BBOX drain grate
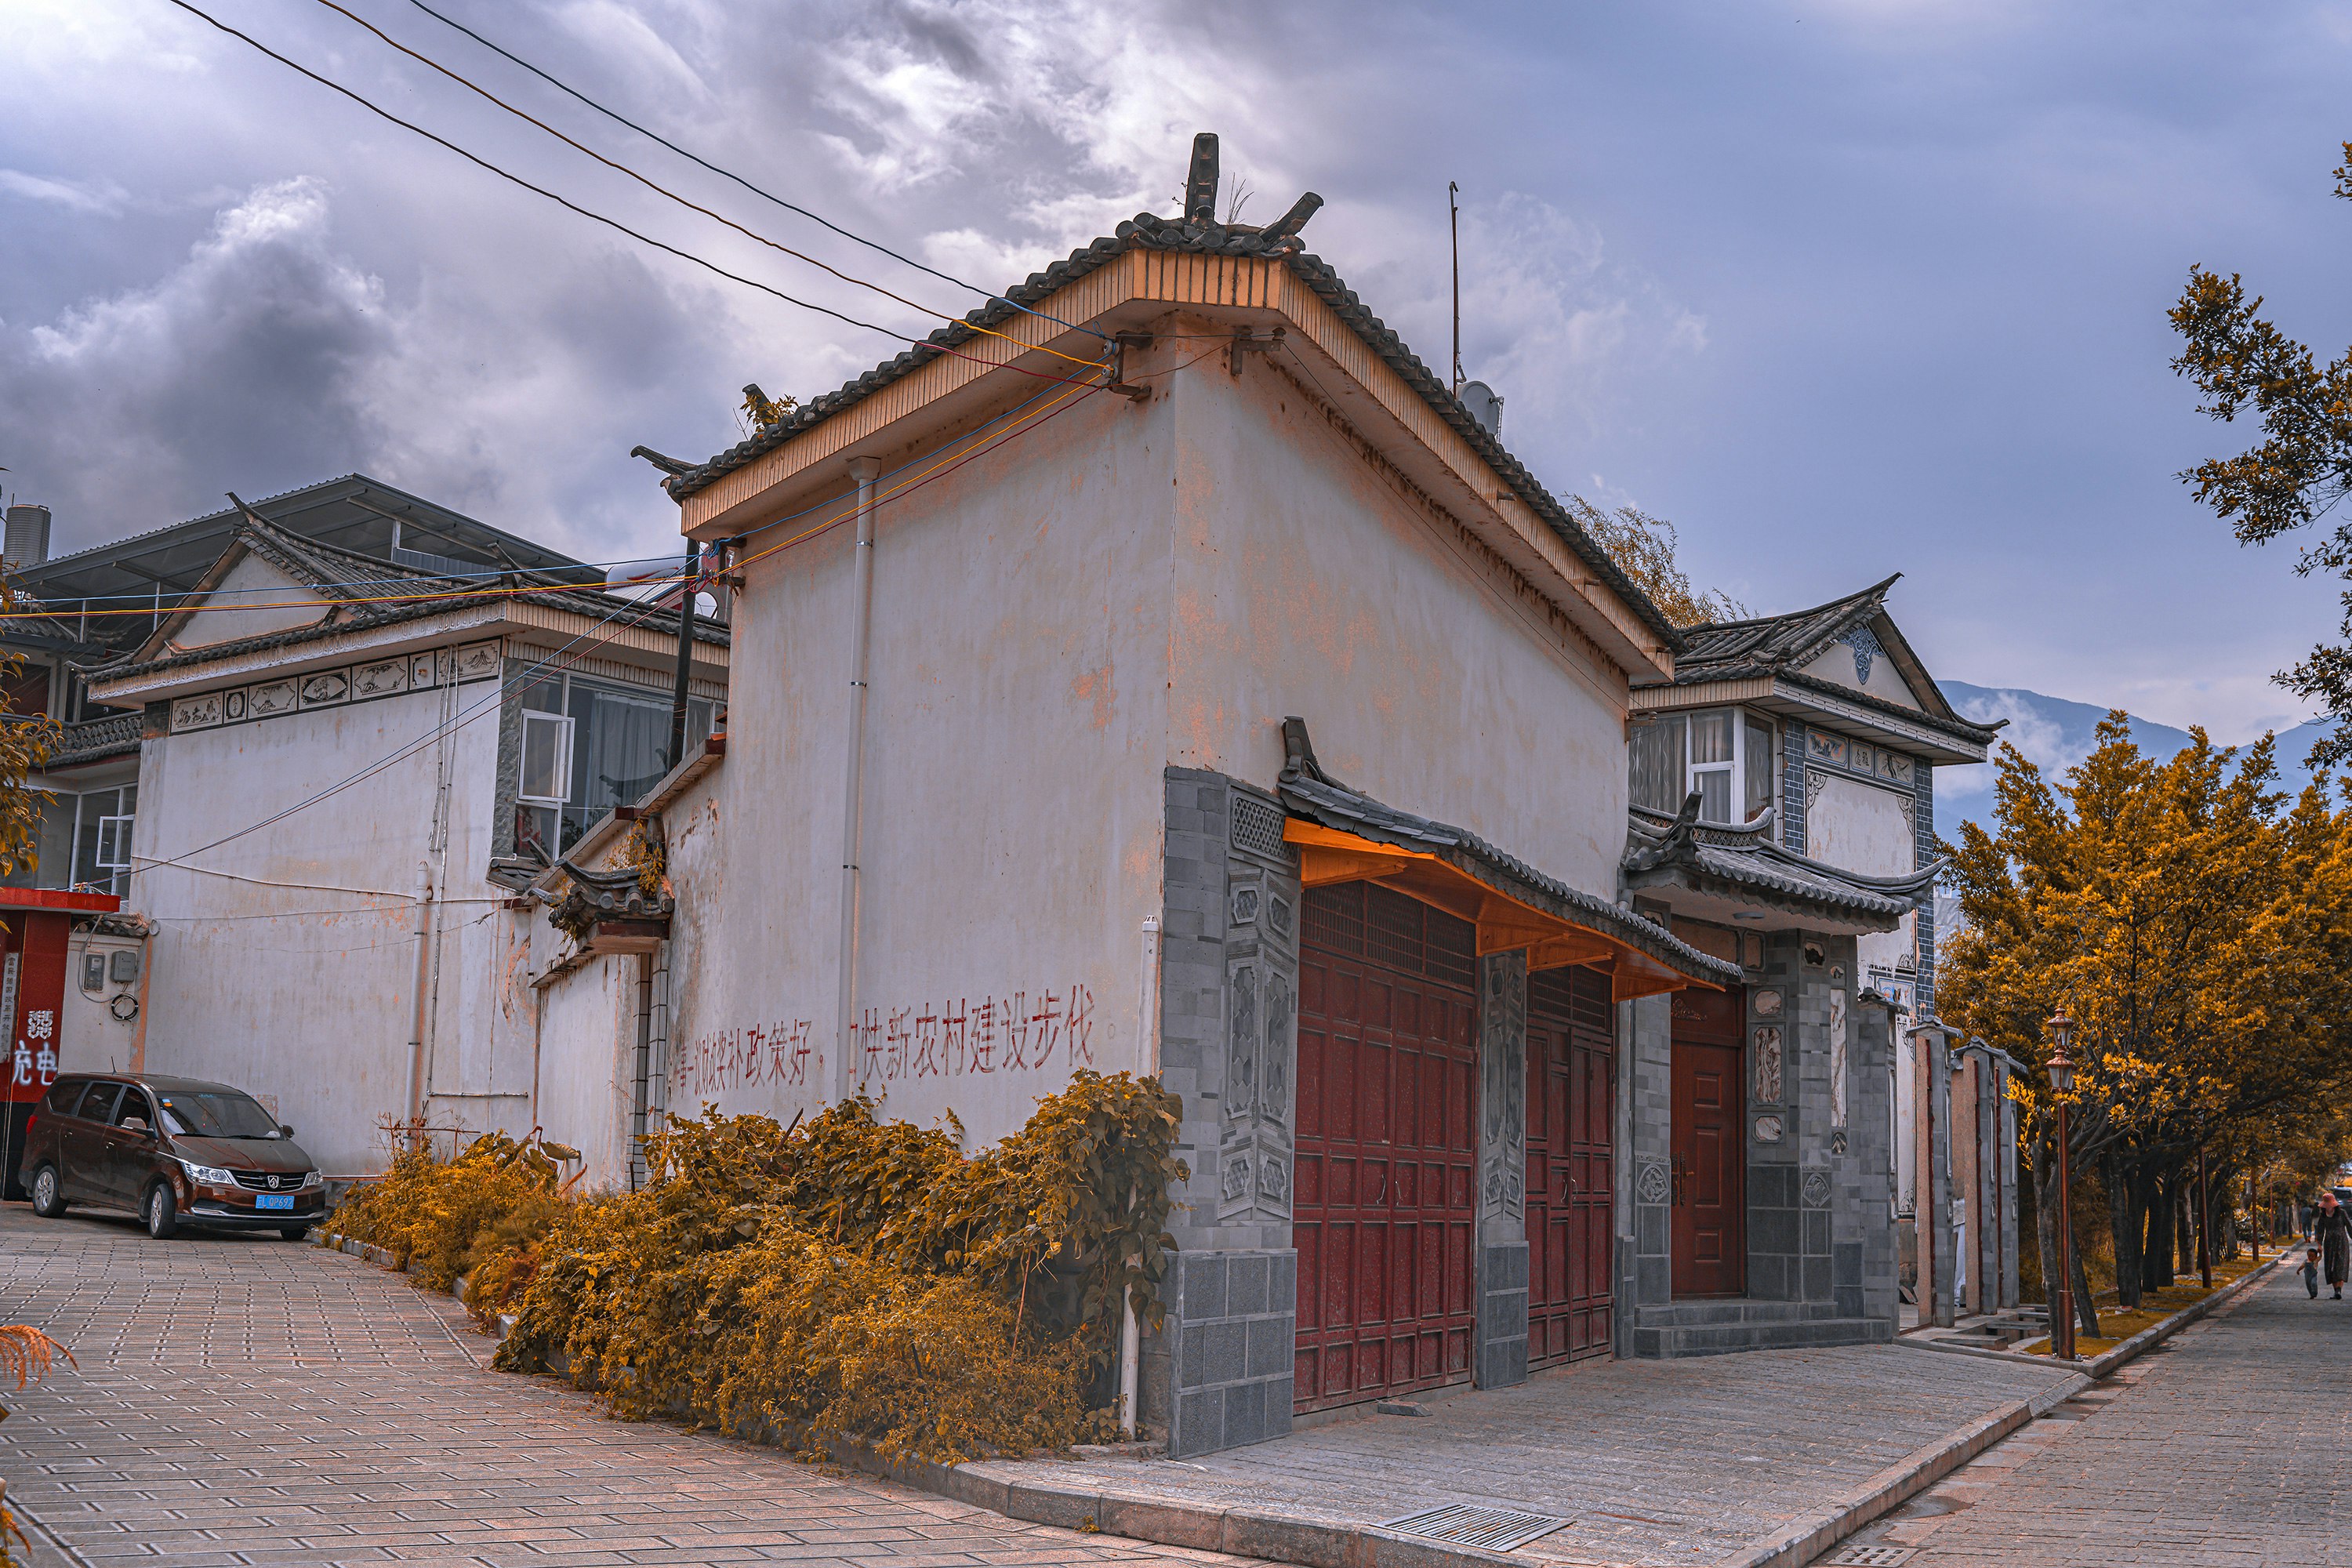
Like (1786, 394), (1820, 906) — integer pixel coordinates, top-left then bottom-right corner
(1823, 1546), (1916, 1566)
(1382, 1505), (1572, 1552)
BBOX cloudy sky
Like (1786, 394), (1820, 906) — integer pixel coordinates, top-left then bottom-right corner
(4, 1), (2349, 744)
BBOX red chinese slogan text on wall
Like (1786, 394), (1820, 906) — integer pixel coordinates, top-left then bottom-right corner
(672, 985), (1095, 1101)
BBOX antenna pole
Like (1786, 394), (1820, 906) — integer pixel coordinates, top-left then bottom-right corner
(1448, 181), (1462, 394)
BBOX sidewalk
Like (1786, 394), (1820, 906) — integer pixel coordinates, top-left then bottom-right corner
(958, 1342), (2085, 1568)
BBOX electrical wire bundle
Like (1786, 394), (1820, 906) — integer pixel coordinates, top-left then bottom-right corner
(111, 0), (1178, 875)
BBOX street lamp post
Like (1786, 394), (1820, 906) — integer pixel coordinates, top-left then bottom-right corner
(2046, 1008), (2078, 1362)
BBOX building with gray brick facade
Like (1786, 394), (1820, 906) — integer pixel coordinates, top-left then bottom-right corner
(1618, 580), (1999, 1354)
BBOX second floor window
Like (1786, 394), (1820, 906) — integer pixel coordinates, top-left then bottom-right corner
(511, 673), (710, 858)
(1632, 708), (1776, 825)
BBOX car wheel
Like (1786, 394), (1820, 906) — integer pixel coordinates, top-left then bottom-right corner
(28, 1165), (65, 1219)
(278, 1226), (310, 1242)
(143, 1181), (180, 1240)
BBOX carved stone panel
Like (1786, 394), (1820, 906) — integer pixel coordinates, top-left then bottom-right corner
(1216, 782), (1301, 1225)
(1478, 950), (1528, 1226)
(1752, 1025), (1784, 1105)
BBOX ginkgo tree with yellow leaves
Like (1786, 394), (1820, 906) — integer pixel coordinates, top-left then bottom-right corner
(1939, 716), (2352, 1330)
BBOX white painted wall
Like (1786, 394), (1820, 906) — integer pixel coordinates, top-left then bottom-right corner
(127, 669), (528, 1174)
(56, 931), (144, 1077)
(169, 552), (328, 650)
(1164, 351), (1631, 891)
(532, 949), (640, 1191)
(1807, 773), (1915, 878)
(608, 332), (1639, 1152)
(1799, 640), (1923, 711)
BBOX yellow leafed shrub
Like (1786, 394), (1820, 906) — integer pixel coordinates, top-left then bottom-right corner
(338, 1072), (1185, 1463)
(331, 1131), (578, 1293)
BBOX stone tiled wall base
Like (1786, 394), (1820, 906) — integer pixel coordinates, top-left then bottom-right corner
(1473, 1239), (1528, 1389)
(1165, 1248), (1297, 1457)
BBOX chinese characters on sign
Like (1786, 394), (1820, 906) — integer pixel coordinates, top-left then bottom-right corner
(671, 986), (1096, 1101)
(11, 1011), (56, 1094)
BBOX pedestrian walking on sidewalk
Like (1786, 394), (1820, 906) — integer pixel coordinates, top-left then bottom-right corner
(2304, 1247), (2322, 1298)
(2313, 1192), (2352, 1299)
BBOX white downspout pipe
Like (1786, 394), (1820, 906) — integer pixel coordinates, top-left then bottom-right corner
(406, 861), (435, 1149)
(1119, 1289), (1140, 1437)
(833, 458), (881, 1103)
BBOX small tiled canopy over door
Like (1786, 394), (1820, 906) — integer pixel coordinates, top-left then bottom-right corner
(1294, 882), (1478, 1413)
(1526, 964), (1615, 1367)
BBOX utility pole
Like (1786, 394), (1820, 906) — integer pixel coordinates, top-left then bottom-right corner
(1448, 180), (1463, 395)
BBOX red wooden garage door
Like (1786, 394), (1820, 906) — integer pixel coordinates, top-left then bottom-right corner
(1526, 964), (1615, 1367)
(1294, 882), (1479, 1414)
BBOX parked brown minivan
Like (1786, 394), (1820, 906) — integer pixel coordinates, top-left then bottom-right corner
(16, 1073), (325, 1240)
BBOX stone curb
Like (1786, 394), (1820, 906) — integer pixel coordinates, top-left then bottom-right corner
(2084, 1250), (2285, 1380)
(1898, 1252), (2286, 1377)
(312, 1229), (403, 1271)
(814, 1436), (1541, 1568)
(1717, 1369), (2095, 1568)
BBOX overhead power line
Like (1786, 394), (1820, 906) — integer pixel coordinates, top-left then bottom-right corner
(398, 0), (1108, 344)
(159, 0), (1107, 395)
(310, 0), (1097, 370)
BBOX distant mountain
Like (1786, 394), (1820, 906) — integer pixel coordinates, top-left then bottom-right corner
(1933, 680), (2335, 840)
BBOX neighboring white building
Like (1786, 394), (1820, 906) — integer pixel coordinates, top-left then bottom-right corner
(1621, 578), (2001, 1343)
(69, 484), (725, 1176)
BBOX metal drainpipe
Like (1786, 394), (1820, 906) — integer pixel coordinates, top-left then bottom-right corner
(406, 862), (434, 1148)
(833, 459), (880, 1103)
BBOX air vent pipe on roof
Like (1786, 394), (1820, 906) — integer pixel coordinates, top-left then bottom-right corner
(1459, 381), (1504, 437)
(4, 505), (52, 571)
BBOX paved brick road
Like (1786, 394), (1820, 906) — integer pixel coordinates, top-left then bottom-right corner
(1828, 1263), (2352, 1566)
(0, 1207), (1263, 1568)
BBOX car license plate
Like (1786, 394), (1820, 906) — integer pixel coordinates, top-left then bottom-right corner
(256, 1193), (295, 1210)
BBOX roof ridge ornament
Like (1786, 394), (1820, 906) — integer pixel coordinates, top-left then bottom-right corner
(1184, 132), (1220, 224)
(1279, 715), (1338, 789)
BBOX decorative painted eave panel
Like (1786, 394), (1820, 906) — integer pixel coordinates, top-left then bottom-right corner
(85, 600), (730, 707)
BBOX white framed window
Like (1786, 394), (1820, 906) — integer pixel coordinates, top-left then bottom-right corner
(517, 710), (575, 805)
(1630, 708), (1776, 826)
(94, 815), (132, 872)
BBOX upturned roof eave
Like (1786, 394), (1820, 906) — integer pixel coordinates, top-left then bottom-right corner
(1621, 861), (1908, 936)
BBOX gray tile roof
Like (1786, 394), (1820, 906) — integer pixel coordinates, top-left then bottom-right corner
(45, 712), (142, 768)
(1276, 718), (1740, 986)
(1622, 800), (1940, 928)
(1657, 575), (1998, 748)
(666, 209), (1687, 653)
(1674, 577), (1900, 677)
(16, 474), (593, 655)
(89, 510), (724, 685)
(550, 859), (672, 924)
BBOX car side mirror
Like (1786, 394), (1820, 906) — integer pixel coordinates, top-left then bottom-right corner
(121, 1117), (151, 1135)
(280, 1123), (295, 1138)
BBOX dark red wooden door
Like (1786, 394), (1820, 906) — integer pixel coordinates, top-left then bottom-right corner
(1294, 883), (1479, 1414)
(1669, 985), (1745, 1297)
(1526, 965), (1615, 1367)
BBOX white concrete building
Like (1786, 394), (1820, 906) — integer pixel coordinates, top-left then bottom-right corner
(528, 134), (1737, 1456)
(68, 485), (725, 1176)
